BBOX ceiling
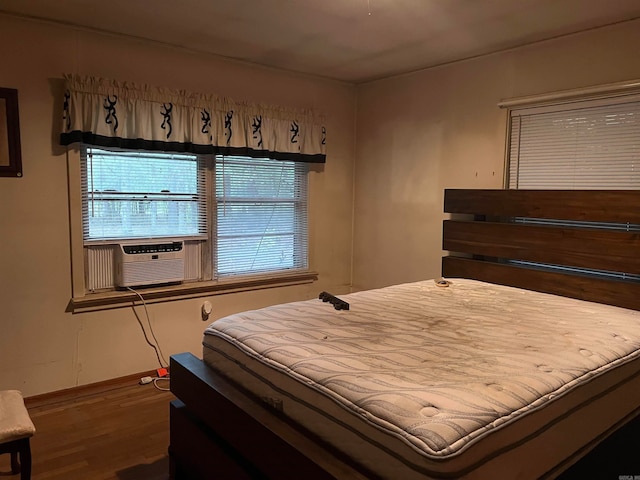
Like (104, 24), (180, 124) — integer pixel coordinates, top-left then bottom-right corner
(2, 0), (640, 83)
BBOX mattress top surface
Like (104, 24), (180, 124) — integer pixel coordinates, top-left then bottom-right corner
(204, 279), (640, 458)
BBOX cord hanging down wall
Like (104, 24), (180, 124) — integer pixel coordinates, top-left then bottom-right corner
(127, 286), (171, 391)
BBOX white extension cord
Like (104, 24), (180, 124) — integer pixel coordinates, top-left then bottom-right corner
(140, 375), (170, 391)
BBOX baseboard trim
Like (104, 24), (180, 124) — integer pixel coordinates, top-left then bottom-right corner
(24, 369), (159, 407)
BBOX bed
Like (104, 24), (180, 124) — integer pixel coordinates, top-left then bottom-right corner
(169, 189), (640, 479)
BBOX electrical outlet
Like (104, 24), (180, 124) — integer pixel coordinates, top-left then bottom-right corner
(202, 301), (213, 321)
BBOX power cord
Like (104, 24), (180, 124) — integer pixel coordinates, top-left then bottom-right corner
(153, 377), (170, 391)
(128, 287), (171, 391)
(127, 286), (169, 368)
(140, 375), (171, 391)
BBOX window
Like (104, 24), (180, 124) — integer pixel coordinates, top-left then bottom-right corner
(215, 156), (308, 277)
(83, 148), (206, 241)
(507, 97), (640, 189)
(80, 147), (309, 292)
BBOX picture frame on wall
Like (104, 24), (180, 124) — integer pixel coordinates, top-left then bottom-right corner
(0, 87), (23, 177)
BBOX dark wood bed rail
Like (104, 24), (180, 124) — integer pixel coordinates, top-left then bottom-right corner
(442, 189), (640, 311)
(169, 352), (373, 480)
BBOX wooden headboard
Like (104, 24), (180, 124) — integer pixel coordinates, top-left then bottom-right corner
(442, 189), (640, 311)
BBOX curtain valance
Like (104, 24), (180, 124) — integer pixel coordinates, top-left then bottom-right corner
(60, 75), (326, 163)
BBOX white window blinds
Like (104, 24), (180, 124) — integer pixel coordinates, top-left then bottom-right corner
(80, 147), (310, 291)
(82, 147), (207, 241)
(215, 156), (308, 277)
(508, 99), (640, 189)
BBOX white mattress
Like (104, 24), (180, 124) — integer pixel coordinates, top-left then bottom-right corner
(202, 279), (640, 478)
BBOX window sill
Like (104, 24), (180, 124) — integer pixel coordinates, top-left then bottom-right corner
(68, 271), (318, 313)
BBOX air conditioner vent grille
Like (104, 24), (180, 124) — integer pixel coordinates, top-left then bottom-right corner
(116, 241), (185, 288)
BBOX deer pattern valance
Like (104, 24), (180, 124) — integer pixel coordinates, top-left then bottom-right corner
(60, 75), (326, 163)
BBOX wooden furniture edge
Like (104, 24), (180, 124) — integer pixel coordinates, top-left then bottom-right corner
(169, 352), (373, 480)
(443, 219), (640, 274)
(442, 257), (640, 311)
(444, 189), (640, 222)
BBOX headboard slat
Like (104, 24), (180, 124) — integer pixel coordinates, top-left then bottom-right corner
(442, 257), (640, 311)
(443, 220), (640, 274)
(444, 189), (640, 223)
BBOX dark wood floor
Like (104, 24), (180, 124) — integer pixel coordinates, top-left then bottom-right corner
(0, 380), (174, 480)
(1, 376), (638, 480)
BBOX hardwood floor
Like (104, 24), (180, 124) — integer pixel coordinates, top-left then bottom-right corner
(0, 380), (174, 480)
(2, 375), (638, 480)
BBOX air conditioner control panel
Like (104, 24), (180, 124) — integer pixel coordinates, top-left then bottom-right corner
(122, 242), (183, 255)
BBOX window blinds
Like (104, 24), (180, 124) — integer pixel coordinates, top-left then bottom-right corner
(82, 148), (207, 241)
(508, 100), (640, 189)
(215, 156), (308, 277)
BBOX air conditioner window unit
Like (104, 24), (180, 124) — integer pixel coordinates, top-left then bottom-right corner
(115, 241), (185, 288)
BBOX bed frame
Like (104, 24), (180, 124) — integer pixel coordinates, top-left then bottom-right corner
(169, 189), (640, 479)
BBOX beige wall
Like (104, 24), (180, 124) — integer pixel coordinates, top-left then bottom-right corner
(353, 19), (640, 291)
(0, 15), (356, 396)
